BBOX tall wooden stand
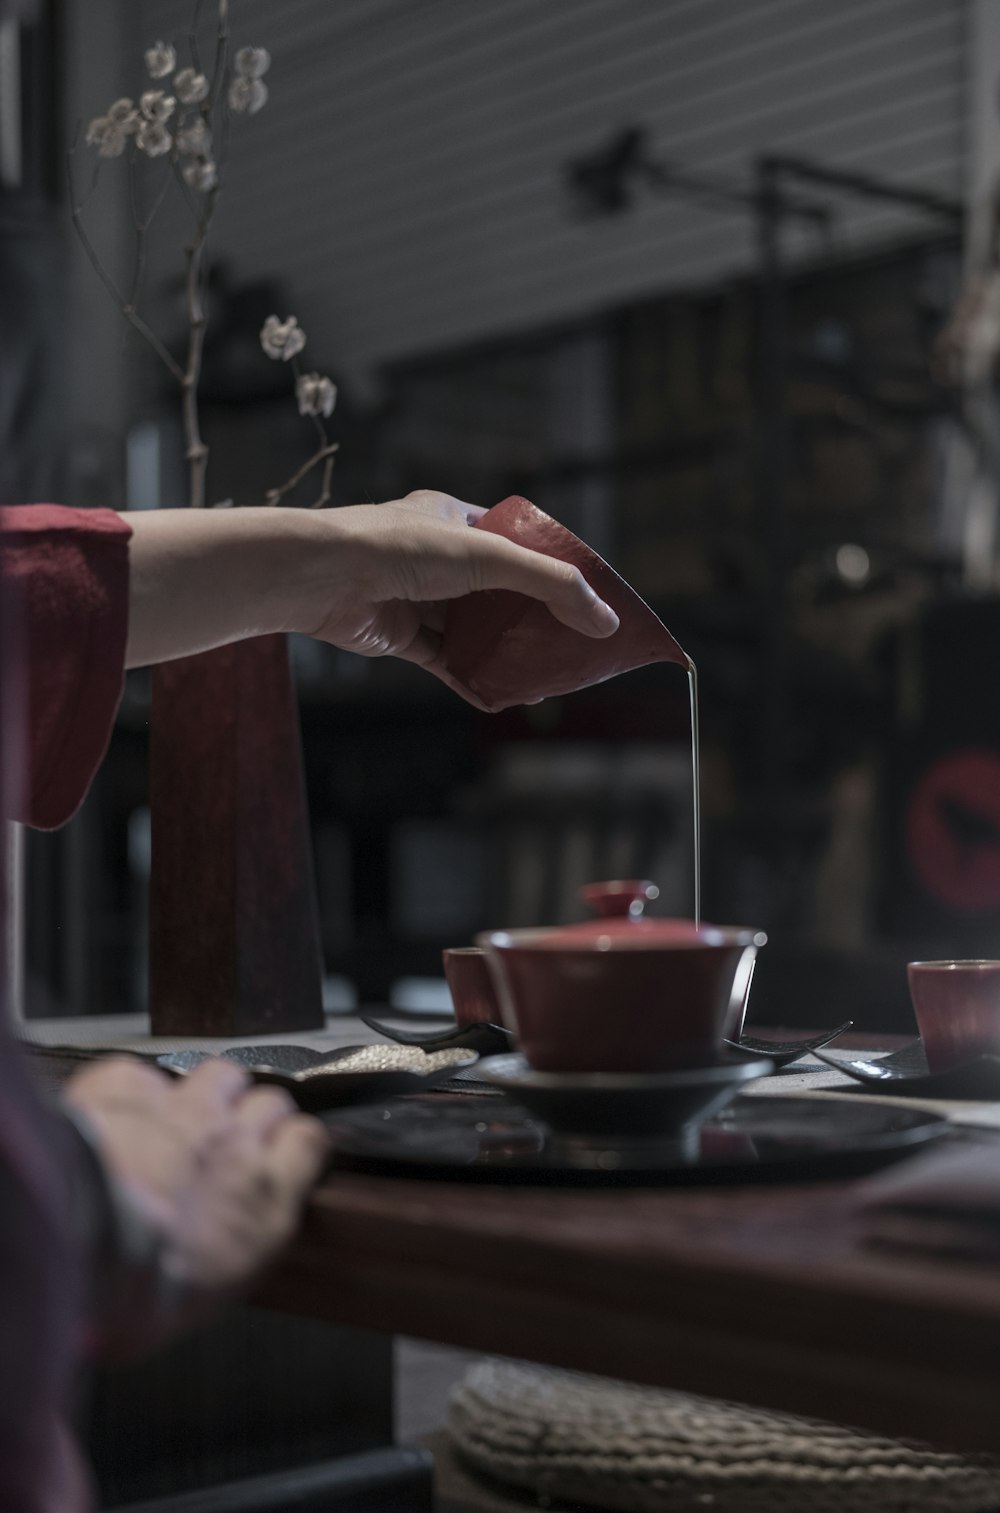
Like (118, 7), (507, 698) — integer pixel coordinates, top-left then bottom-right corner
(149, 634), (324, 1037)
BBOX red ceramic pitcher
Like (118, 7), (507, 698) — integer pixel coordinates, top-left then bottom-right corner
(442, 495), (689, 710)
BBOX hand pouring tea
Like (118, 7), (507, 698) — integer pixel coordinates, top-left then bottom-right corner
(442, 495), (704, 924)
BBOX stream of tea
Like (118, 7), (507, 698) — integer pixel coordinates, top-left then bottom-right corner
(687, 660), (701, 928)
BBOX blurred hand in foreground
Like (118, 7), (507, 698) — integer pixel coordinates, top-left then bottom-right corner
(64, 1056), (328, 1306)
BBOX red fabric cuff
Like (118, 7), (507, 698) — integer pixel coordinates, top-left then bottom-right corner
(0, 505), (132, 829)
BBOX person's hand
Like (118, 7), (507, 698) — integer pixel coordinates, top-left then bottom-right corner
(125, 492), (619, 701)
(294, 490), (621, 707)
(64, 1056), (328, 1295)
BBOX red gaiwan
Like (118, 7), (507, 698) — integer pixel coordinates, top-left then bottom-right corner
(442, 495), (689, 710)
(478, 882), (765, 1074)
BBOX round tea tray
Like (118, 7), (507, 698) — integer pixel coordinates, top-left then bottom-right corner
(323, 1093), (948, 1186)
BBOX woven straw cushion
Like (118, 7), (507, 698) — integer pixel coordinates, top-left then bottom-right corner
(447, 1361), (1000, 1513)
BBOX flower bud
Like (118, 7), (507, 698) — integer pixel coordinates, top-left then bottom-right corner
(85, 116), (129, 158)
(234, 46), (271, 80)
(137, 120), (172, 158)
(260, 315), (307, 362)
(228, 77), (268, 115)
(174, 68), (210, 105)
(140, 90), (176, 123)
(176, 118), (212, 155)
(296, 373), (337, 419)
(182, 156), (218, 192)
(144, 40), (176, 79)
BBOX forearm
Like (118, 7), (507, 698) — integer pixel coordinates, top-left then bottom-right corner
(124, 507), (341, 668)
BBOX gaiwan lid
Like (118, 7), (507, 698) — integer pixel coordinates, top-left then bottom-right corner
(531, 881), (707, 946)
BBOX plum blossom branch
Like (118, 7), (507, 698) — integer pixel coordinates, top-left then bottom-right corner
(71, 0), (331, 514)
(264, 443), (340, 507)
(259, 318), (338, 506)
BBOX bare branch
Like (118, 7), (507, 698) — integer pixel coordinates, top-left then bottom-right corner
(173, 0), (232, 507)
(180, 185), (219, 506)
(208, 0), (230, 111)
(312, 454), (335, 509)
(171, 154), (206, 229)
(67, 152), (186, 386)
(189, 0), (206, 73)
(265, 443), (340, 507)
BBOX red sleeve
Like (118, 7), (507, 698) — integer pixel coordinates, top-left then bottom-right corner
(0, 505), (132, 830)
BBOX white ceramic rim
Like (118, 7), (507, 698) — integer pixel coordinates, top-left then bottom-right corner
(908, 959), (1000, 970)
(477, 926), (766, 953)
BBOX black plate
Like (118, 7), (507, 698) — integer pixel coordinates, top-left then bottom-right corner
(156, 1043), (478, 1113)
(323, 1093), (948, 1186)
(475, 1051), (772, 1136)
(813, 1040), (1000, 1100)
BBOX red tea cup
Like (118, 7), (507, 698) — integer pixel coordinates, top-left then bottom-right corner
(908, 959), (1000, 1073)
(442, 947), (502, 1028)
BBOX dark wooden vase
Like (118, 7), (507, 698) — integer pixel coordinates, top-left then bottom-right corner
(149, 634), (324, 1037)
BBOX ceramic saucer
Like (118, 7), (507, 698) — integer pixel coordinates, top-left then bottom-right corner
(729, 1021), (853, 1067)
(474, 1050), (772, 1137)
(813, 1040), (1000, 1100)
(157, 1043), (478, 1113)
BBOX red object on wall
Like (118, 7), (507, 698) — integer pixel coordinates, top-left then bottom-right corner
(149, 634), (324, 1037)
(905, 748), (1000, 914)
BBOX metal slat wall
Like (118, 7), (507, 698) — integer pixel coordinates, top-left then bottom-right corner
(138, 0), (967, 380)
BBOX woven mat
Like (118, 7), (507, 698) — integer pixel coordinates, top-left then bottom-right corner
(448, 1361), (1000, 1513)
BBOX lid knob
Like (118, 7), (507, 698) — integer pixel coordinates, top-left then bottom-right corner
(578, 880), (660, 920)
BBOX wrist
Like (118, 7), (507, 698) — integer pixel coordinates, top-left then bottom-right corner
(264, 505), (366, 638)
(126, 506), (357, 666)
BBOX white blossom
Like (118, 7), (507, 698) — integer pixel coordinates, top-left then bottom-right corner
(144, 40), (176, 79)
(140, 90), (176, 123)
(85, 116), (129, 158)
(175, 118), (212, 155)
(174, 67), (210, 105)
(228, 77), (268, 115)
(137, 120), (172, 158)
(107, 97), (139, 132)
(260, 315), (306, 362)
(234, 46), (270, 80)
(296, 373), (337, 419)
(182, 156), (218, 193)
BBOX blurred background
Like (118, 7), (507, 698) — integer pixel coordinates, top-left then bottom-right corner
(5, 0), (1000, 1031)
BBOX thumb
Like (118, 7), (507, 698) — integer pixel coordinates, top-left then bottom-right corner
(471, 536), (620, 638)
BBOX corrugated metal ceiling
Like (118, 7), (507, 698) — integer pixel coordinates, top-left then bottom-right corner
(136, 0), (966, 378)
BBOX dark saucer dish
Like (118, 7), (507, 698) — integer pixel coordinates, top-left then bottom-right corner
(360, 1015), (511, 1056)
(473, 1049), (773, 1137)
(726, 1021), (853, 1068)
(157, 1043), (478, 1113)
(322, 1093), (948, 1186)
(363, 1015), (851, 1070)
(813, 1039), (1000, 1101)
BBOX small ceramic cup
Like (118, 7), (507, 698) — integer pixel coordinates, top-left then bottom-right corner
(907, 959), (1000, 1073)
(442, 947), (503, 1028)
